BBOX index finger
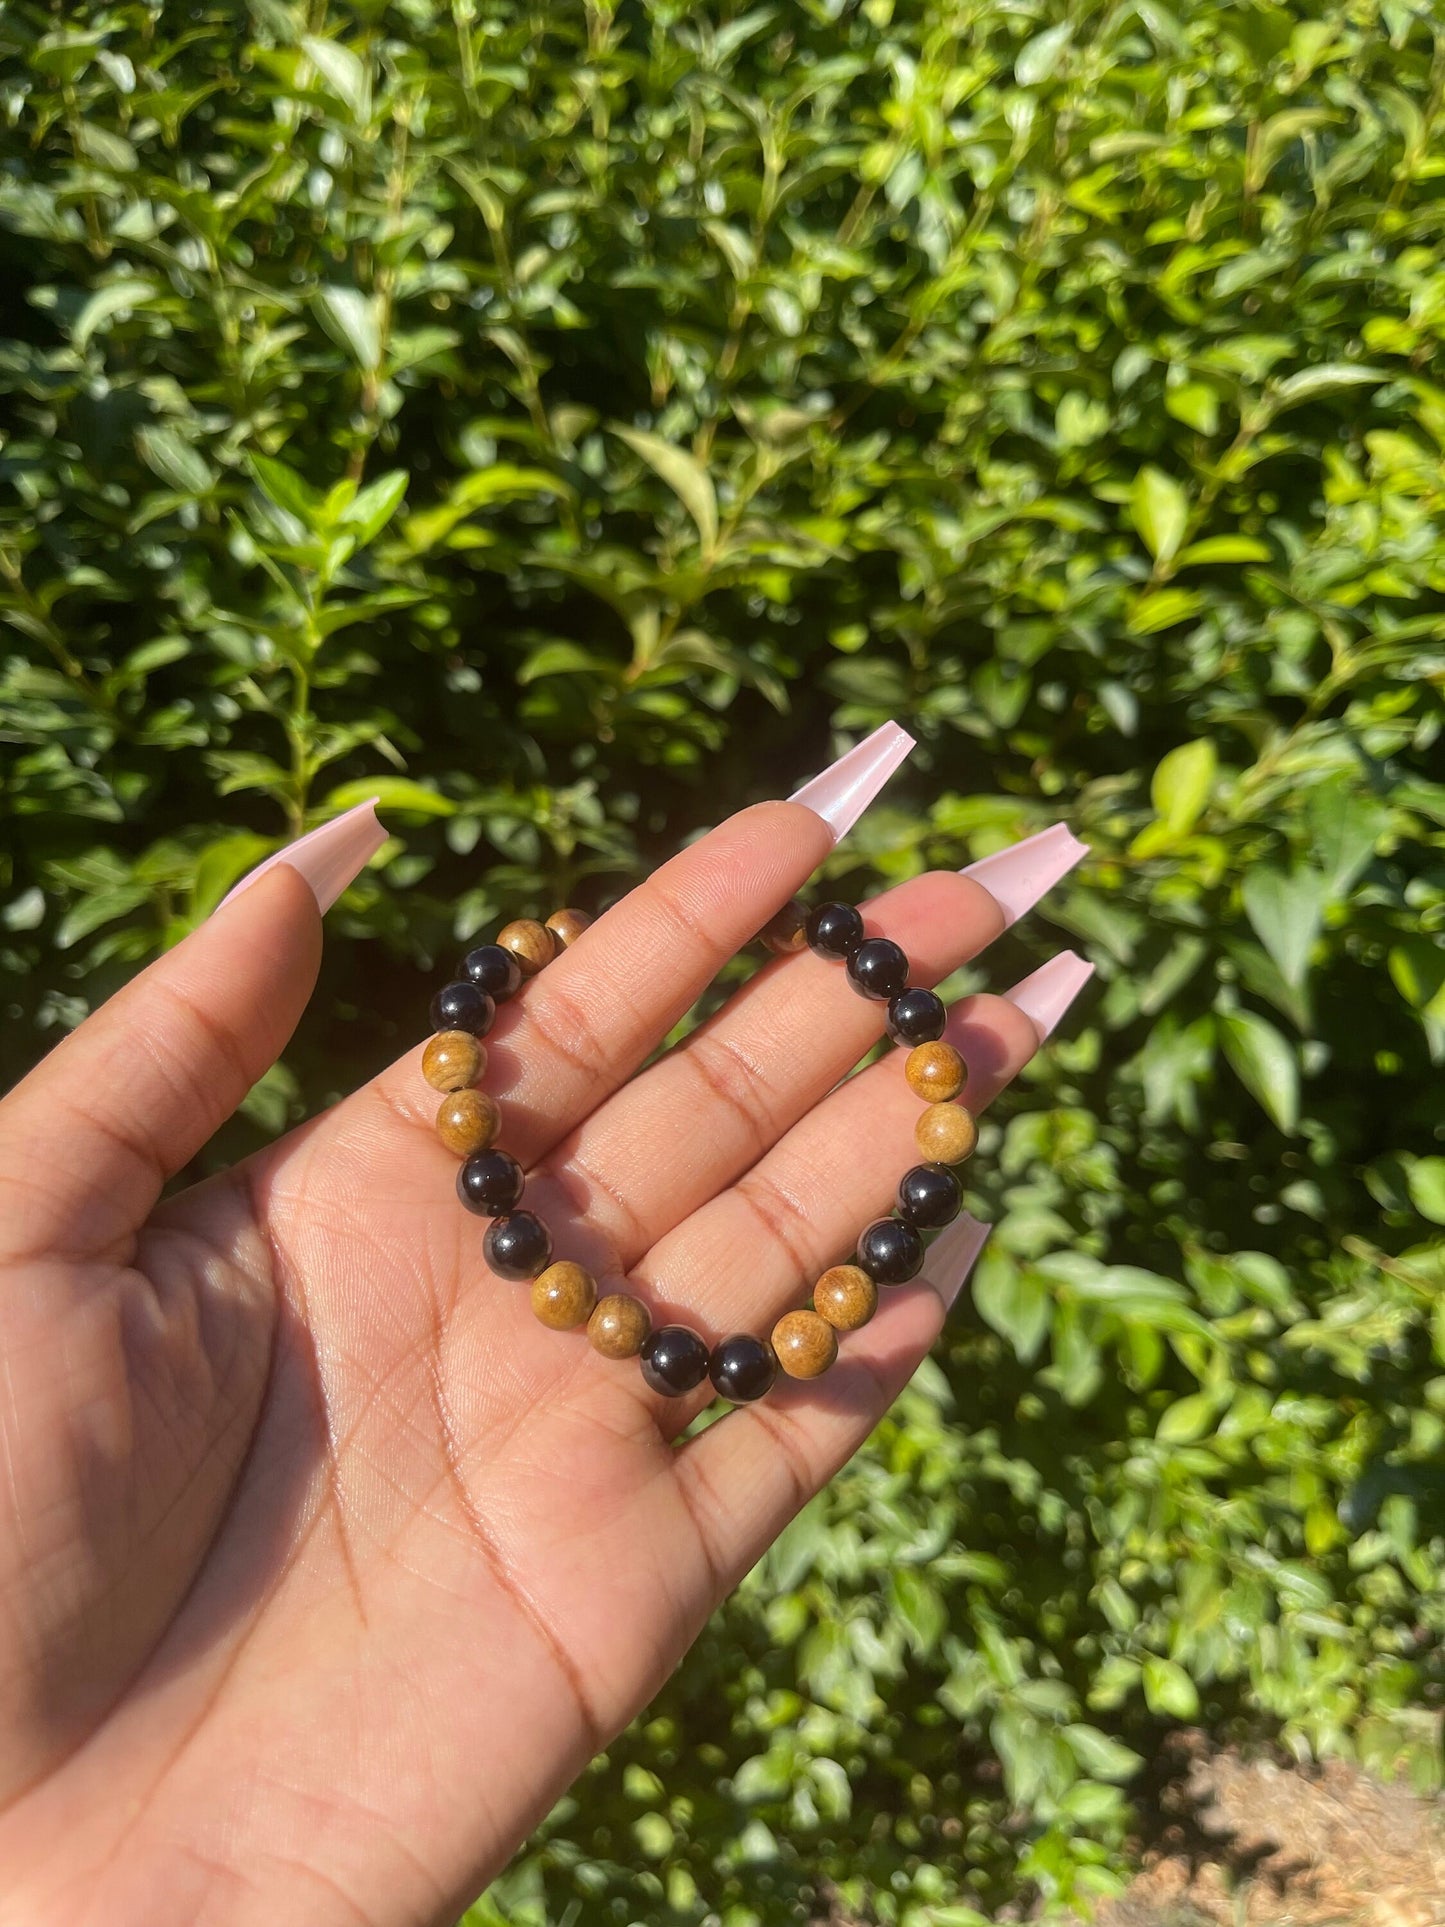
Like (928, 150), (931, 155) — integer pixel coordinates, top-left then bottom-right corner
(362, 726), (914, 1165)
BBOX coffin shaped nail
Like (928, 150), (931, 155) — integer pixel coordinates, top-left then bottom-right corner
(218, 798), (387, 917)
(788, 720), (915, 843)
(960, 823), (1087, 927)
(924, 1212), (991, 1313)
(1005, 950), (1094, 1042)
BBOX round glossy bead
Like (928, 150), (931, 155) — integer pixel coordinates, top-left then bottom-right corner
(531, 1261), (597, 1330)
(915, 1102), (978, 1165)
(483, 1210), (553, 1280)
(639, 1324), (710, 1396)
(896, 1162), (962, 1229)
(709, 1333), (778, 1403)
(456, 1148), (525, 1217)
(771, 1308), (838, 1379)
(905, 1040), (967, 1104)
(435, 1089), (501, 1157)
(588, 1293), (651, 1360)
(460, 943), (523, 1002)
(805, 900), (865, 960)
(429, 979), (495, 1037)
(847, 936), (909, 1001)
(422, 1029), (485, 1093)
(545, 907), (592, 949)
(497, 918), (557, 977)
(857, 1216), (925, 1285)
(813, 1264), (877, 1333)
(759, 898), (808, 955)
(886, 986), (947, 1047)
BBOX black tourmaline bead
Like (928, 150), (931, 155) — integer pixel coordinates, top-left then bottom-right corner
(805, 900), (865, 960)
(896, 1162), (962, 1229)
(887, 986), (948, 1047)
(846, 937), (909, 1002)
(483, 1210), (553, 1280)
(429, 979), (495, 1037)
(708, 1333), (778, 1404)
(639, 1325), (710, 1396)
(460, 943), (524, 1003)
(857, 1216), (925, 1284)
(457, 1148), (525, 1217)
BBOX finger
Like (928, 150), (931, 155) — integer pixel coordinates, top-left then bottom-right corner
(0, 799), (385, 1261)
(541, 870), (998, 1257)
(360, 725), (917, 1165)
(673, 1211), (992, 1592)
(635, 951), (1093, 1433)
(538, 823), (1085, 1267)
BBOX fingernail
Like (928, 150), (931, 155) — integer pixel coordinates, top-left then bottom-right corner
(787, 720), (915, 843)
(1005, 950), (1094, 1042)
(217, 799), (387, 916)
(925, 1213), (991, 1313)
(960, 823), (1087, 927)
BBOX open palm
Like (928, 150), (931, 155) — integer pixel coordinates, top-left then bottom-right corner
(0, 794), (1065, 1927)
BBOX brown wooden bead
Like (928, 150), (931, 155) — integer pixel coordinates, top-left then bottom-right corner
(497, 918), (558, 976)
(914, 1101), (978, 1165)
(760, 898), (809, 955)
(813, 1264), (878, 1333)
(422, 1029), (486, 1093)
(587, 1292), (651, 1360)
(771, 1308), (839, 1379)
(905, 1040), (966, 1104)
(545, 907), (591, 949)
(531, 1261), (597, 1331)
(435, 1088), (501, 1157)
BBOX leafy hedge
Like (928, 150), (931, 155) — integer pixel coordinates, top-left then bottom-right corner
(4, 0), (1445, 1918)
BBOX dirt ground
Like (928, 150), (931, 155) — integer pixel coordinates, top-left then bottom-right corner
(1100, 1739), (1445, 1927)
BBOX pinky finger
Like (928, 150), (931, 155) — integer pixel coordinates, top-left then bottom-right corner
(672, 1214), (990, 1592)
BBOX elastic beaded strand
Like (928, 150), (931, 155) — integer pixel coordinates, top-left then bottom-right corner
(425, 891), (979, 1403)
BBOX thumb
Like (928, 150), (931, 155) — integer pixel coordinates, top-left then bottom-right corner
(0, 802), (385, 1263)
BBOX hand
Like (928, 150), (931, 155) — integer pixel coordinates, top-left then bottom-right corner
(0, 746), (1088, 1927)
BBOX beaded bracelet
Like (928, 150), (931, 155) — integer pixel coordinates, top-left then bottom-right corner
(420, 899), (976, 1405)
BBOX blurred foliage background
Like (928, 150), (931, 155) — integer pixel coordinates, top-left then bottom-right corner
(3, 0), (1445, 1919)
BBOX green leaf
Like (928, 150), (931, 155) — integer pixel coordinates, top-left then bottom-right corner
(1149, 738), (1216, 836)
(1129, 466), (1190, 564)
(1015, 21), (1072, 85)
(136, 424), (215, 496)
(71, 276), (155, 352)
(343, 470), (408, 544)
(1219, 1009), (1299, 1132)
(316, 285), (383, 372)
(1156, 1392), (1219, 1444)
(1241, 865), (1327, 991)
(1164, 381), (1219, 435)
(1408, 1159), (1445, 1226)
(1271, 364), (1387, 410)
(1173, 535), (1272, 566)
(611, 426), (718, 551)
(1054, 390), (1110, 445)
(248, 454), (322, 523)
(1063, 1725), (1144, 1783)
(1127, 586), (1205, 634)
(302, 35), (371, 120)
(324, 779), (452, 818)
(971, 1251), (1052, 1362)
(1142, 1656), (1199, 1720)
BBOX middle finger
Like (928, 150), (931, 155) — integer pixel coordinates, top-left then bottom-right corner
(538, 826), (1084, 1262)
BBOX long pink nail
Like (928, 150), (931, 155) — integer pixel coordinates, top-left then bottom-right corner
(788, 720), (915, 842)
(925, 1213), (991, 1313)
(960, 823), (1087, 927)
(1005, 950), (1094, 1041)
(217, 799), (387, 916)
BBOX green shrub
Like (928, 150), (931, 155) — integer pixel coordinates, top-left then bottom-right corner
(3, 0), (1444, 1918)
